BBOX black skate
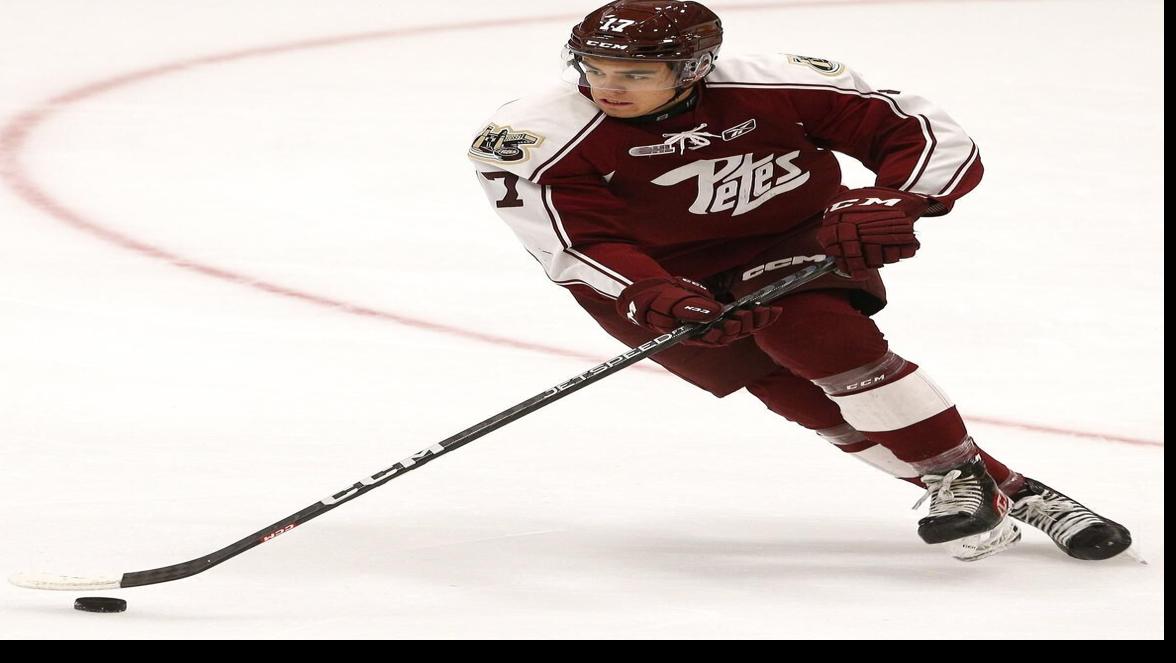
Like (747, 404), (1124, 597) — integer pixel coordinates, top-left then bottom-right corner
(1009, 478), (1132, 560)
(914, 455), (1013, 545)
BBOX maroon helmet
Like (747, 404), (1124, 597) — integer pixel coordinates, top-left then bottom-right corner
(561, 1), (723, 91)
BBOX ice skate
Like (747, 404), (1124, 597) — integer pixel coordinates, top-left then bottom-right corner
(1010, 478), (1133, 561)
(914, 455), (1012, 545)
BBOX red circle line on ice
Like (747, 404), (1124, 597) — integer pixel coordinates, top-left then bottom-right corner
(0, 1), (1162, 449)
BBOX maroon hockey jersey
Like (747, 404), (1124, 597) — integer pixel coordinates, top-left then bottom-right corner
(470, 53), (982, 301)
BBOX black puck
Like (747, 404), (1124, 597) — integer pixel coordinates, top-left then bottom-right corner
(74, 597), (127, 613)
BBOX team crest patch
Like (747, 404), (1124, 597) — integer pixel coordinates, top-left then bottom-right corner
(469, 124), (545, 163)
(787, 55), (845, 76)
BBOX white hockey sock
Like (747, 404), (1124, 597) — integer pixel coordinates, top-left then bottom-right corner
(815, 423), (920, 479)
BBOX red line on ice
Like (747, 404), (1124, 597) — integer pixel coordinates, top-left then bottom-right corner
(0, 1), (1161, 449)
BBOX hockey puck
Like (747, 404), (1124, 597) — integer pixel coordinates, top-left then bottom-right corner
(74, 597), (127, 613)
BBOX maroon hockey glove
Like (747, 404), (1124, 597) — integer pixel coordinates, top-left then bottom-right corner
(817, 187), (931, 277)
(617, 277), (782, 347)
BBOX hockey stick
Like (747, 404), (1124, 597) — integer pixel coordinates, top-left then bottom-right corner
(11, 259), (836, 591)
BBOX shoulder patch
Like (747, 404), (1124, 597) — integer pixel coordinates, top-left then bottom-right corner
(469, 123), (546, 164)
(787, 55), (845, 76)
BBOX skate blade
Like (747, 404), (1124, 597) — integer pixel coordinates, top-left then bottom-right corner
(1124, 546), (1148, 565)
(947, 518), (1021, 562)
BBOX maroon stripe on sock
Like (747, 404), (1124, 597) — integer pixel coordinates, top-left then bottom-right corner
(865, 406), (969, 463)
(838, 440), (878, 454)
(978, 449), (1018, 489)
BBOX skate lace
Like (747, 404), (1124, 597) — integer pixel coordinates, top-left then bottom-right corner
(1012, 493), (1103, 546)
(913, 469), (984, 516)
(662, 124), (723, 153)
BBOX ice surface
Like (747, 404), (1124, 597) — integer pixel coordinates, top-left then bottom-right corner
(0, 0), (1162, 639)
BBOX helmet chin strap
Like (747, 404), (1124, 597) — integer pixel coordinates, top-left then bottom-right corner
(668, 60), (693, 102)
(667, 84), (696, 108)
(624, 85), (700, 124)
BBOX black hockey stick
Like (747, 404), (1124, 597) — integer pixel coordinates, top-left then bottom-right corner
(10, 259), (836, 591)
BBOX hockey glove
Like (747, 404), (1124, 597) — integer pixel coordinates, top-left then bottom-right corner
(617, 277), (782, 347)
(816, 186), (930, 278)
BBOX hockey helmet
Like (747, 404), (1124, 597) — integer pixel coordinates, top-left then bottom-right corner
(561, 1), (723, 91)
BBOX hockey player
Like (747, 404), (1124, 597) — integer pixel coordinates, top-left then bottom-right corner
(469, 0), (1131, 561)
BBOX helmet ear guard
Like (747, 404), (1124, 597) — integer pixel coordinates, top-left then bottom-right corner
(679, 52), (716, 85)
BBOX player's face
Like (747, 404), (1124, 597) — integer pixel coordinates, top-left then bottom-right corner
(581, 57), (682, 118)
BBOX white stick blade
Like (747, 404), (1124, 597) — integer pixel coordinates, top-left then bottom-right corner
(9, 572), (121, 591)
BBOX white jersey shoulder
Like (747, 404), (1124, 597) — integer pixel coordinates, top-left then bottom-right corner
(468, 85), (604, 182)
(708, 52), (868, 89)
(709, 53), (979, 199)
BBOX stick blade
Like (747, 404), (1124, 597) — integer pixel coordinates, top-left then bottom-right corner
(9, 572), (121, 591)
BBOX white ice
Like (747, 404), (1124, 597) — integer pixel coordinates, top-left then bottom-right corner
(0, 0), (1163, 639)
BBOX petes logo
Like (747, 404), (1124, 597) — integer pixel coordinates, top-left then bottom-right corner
(469, 124), (545, 163)
(651, 151), (810, 216)
(629, 119), (757, 157)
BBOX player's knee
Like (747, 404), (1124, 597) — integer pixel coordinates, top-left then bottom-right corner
(744, 368), (844, 429)
(754, 291), (888, 375)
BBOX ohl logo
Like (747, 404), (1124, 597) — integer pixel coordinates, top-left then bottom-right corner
(651, 151), (810, 216)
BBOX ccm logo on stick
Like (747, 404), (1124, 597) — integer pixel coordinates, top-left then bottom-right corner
(742, 255), (826, 280)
